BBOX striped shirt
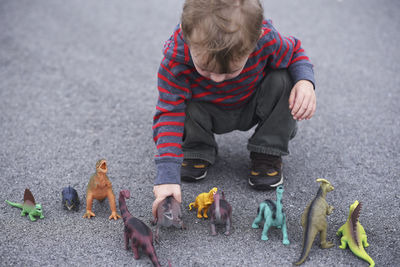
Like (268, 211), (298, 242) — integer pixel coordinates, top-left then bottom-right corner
(153, 20), (314, 185)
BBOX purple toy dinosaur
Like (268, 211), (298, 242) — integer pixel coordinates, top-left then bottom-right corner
(209, 191), (233, 236)
(151, 196), (185, 243)
(118, 190), (160, 267)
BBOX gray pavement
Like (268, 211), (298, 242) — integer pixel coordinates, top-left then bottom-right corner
(0, 0), (399, 266)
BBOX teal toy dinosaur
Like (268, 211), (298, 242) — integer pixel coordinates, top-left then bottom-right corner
(252, 185), (290, 245)
(5, 188), (44, 221)
(337, 201), (375, 267)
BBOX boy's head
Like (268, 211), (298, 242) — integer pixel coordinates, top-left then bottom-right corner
(181, 0), (264, 82)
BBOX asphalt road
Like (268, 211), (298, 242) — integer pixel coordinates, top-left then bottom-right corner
(0, 0), (399, 266)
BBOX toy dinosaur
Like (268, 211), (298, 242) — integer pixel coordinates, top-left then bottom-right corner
(209, 190), (233, 236)
(337, 201), (375, 267)
(189, 187), (218, 219)
(62, 186), (80, 211)
(293, 178), (335, 265)
(83, 159), (121, 220)
(252, 185), (289, 245)
(151, 196), (185, 243)
(119, 190), (160, 267)
(5, 188), (44, 221)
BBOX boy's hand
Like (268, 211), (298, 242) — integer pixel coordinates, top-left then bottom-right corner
(152, 184), (182, 218)
(289, 80), (316, 120)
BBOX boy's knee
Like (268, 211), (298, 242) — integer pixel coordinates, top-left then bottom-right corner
(261, 69), (293, 97)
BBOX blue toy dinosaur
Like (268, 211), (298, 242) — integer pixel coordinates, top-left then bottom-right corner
(252, 185), (290, 245)
(62, 186), (80, 211)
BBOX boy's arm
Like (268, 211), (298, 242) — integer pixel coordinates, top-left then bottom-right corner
(263, 21), (316, 120)
(152, 57), (190, 210)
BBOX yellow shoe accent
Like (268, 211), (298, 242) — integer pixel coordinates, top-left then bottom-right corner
(182, 162), (187, 167)
(267, 171), (278, 176)
(194, 164), (206, 168)
(251, 171), (260, 176)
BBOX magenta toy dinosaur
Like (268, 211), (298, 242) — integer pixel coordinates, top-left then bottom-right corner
(209, 190), (233, 236)
(118, 190), (160, 267)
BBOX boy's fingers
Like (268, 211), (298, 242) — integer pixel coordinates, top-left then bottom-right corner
(302, 100), (314, 120)
(295, 97), (311, 120)
(291, 93), (305, 119)
(173, 192), (182, 203)
(289, 87), (296, 109)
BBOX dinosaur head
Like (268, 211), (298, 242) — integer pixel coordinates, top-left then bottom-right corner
(35, 204), (42, 213)
(96, 159), (108, 174)
(120, 190), (130, 199)
(64, 200), (75, 210)
(276, 185), (284, 196)
(316, 178), (334, 192)
(209, 187), (218, 200)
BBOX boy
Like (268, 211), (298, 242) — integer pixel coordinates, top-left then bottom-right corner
(152, 0), (316, 215)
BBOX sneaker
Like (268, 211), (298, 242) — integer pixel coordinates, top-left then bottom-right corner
(248, 152), (283, 190)
(181, 159), (210, 182)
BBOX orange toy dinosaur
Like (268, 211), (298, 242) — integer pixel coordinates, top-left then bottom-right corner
(189, 187), (218, 219)
(83, 159), (121, 220)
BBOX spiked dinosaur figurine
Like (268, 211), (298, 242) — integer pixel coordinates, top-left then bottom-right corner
(337, 201), (375, 267)
(209, 190), (233, 236)
(252, 185), (289, 245)
(151, 196), (185, 243)
(83, 159), (121, 220)
(119, 190), (160, 267)
(6, 188), (44, 221)
(189, 187), (218, 219)
(293, 178), (335, 265)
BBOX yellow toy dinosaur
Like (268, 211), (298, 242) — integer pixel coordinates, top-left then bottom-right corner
(189, 187), (218, 219)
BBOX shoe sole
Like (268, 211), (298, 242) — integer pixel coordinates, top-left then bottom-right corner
(181, 170), (208, 182)
(248, 174), (283, 190)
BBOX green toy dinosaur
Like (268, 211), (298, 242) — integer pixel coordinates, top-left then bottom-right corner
(252, 185), (290, 245)
(5, 188), (44, 221)
(337, 201), (375, 267)
(293, 178), (334, 265)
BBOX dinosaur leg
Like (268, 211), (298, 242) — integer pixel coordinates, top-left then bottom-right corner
(197, 206), (204, 219)
(83, 193), (95, 218)
(20, 210), (27, 217)
(28, 213), (37, 221)
(210, 218), (217, 236)
(320, 229), (334, 248)
(107, 189), (121, 220)
(359, 224), (370, 247)
(281, 214), (290, 245)
(124, 231), (129, 250)
(339, 236), (348, 249)
(261, 218), (272, 241)
(155, 226), (160, 244)
(132, 242), (140, 260)
(203, 206), (209, 218)
(224, 216), (232, 236)
(252, 206), (264, 229)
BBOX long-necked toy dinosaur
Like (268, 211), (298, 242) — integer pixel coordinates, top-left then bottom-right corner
(6, 188), (44, 221)
(337, 201), (375, 267)
(252, 185), (289, 245)
(293, 178), (334, 265)
(119, 189), (160, 267)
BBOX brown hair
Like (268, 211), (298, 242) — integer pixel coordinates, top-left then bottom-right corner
(181, 0), (264, 73)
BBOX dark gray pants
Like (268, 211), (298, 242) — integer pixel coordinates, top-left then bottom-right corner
(182, 69), (297, 164)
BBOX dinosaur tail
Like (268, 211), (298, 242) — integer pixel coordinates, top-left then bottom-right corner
(144, 240), (161, 267)
(349, 245), (375, 267)
(5, 200), (22, 209)
(293, 227), (318, 265)
(118, 190), (132, 223)
(188, 201), (196, 210)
